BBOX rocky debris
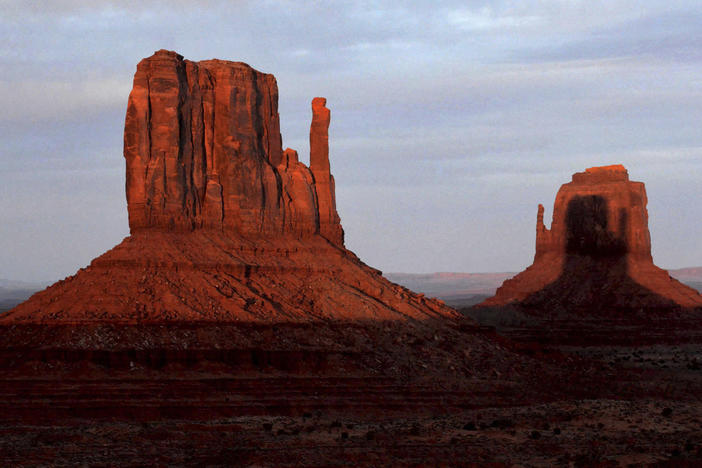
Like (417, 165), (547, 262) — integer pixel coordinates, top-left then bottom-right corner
(2, 373), (701, 466)
(479, 165), (702, 312)
(1, 231), (453, 323)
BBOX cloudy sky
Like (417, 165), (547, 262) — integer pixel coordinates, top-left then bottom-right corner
(1, 0), (701, 282)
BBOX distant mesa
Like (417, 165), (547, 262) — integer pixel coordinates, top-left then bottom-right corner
(479, 164), (702, 313)
(1, 50), (453, 323)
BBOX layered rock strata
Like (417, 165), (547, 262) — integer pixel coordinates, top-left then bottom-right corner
(2, 231), (452, 322)
(1, 50), (453, 323)
(480, 165), (702, 311)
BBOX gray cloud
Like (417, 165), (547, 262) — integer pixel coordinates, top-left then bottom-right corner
(1, 1), (701, 280)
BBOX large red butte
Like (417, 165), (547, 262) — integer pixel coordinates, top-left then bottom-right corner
(1, 50), (453, 323)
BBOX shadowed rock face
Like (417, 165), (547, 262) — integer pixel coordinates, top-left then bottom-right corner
(1, 50), (453, 323)
(564, 195), (628, 257)
(534, 165), (651, 263)
(124, 50), (343, 244)
(481, 165), (702, 311)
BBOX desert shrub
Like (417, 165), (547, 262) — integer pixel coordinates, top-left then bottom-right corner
(463, 422), (477, 431)
(491, 418), (514, 429)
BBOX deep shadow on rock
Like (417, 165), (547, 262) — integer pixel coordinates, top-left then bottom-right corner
(520, 194), (679, 316)
(477, 165), (702, 313)
(471, 166), (702, 344)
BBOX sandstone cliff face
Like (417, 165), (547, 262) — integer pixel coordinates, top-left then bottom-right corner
(1, 50), (453, 324)
(481, 165), (702, 310)
(124, 50), (343, 244)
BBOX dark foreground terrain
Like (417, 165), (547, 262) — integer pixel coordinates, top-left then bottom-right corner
(1, 319), (701, 466)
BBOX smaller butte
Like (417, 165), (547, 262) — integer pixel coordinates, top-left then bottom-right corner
(479, 165), (702, 313)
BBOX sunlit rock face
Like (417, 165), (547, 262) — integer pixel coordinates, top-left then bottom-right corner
(480, 165), (702, 311)
(1, 50), (454, 324)
(124, 50), (343, 245)
(309, 97), (344, 246)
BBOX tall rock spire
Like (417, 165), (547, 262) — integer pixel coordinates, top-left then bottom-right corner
(309, 97), (344, 245)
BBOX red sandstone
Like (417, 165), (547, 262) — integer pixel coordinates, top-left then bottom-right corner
(310, 97), (343, 245)
(124, 50), (343, 243)
(480, 165), (702, 310)
(0, 50), (454, 324)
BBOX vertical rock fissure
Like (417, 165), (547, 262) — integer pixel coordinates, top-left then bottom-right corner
(175, 59), (189, 223)
(252, 73), (268, 233)
(144, 72), (153, 197)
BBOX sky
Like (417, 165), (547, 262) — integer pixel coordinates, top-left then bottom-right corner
(1, 0), (701, 282)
